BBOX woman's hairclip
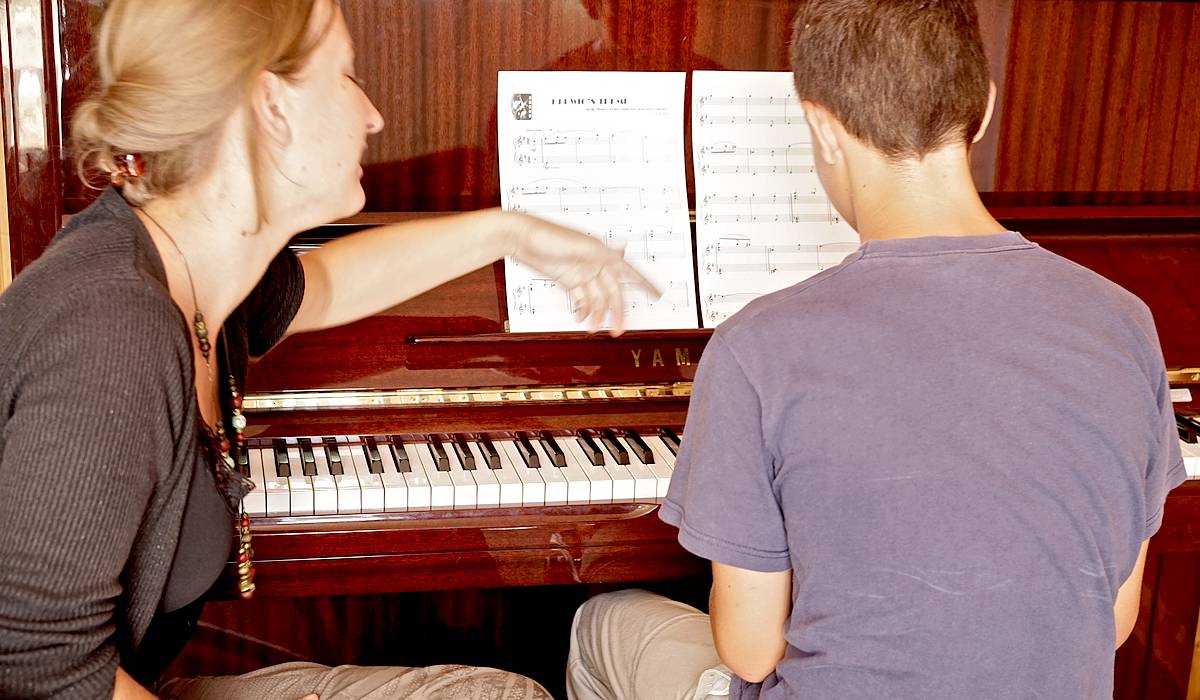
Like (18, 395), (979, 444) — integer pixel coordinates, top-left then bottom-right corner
(110, 153), (145, 186)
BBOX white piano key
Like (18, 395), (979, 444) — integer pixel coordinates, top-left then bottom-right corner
(561, 438), (613, 504)
(306, 440), (339, 515)
(548, 436), (592, 504)
(258, 447), (291, 517)
(285, 440), (314, 516)
(530, 440), (569, 505)
(594, 441), (637, 503)
(398, 442), (433, 511)
(318, 439), (361, 515)
(496, 440), (546, 506)
(485, 442), (524, 507)
(412, 441), (456, 510)
(442, 439), (478, 509)
(645, 435), (677, 469)
(617, 436), (660, 502)
(466, 441), (501, 508)
(243, 447), (267, 517)
(342, 438), (384, 513)
(1181, 439), (1200, 479)
(643, 436), (676, 500)
(374, 438), (410, 512)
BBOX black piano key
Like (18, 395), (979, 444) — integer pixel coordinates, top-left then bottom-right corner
(623, 429), (654, 464)
(538, 431), (567, 468)
(271, 439), (291, 478)
(515, 432), (540, 468)
(235, 446), (250, 477)
(428, 435), (451, 471)
(659, 427), (681, 456)
(387, 435), (412, 473)
(452, 434), (476, 470)
(362, 436), (384, 474)
(1179, 415), (1200, 444)
(322, 437), (344, 476)
(478, 435), (502, 469)
(599, 429), (630, 465)
(575, 430), (604, 466)
(298, 438), (318, 476)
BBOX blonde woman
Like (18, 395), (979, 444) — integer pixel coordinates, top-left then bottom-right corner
(0, 0), (653, 698)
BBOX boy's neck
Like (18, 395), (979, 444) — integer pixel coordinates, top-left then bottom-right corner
(844, 143), (1007, 242)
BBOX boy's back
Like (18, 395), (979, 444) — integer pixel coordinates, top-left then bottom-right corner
(662, 231), (1185, 698)
(565, 3), (1187, 699)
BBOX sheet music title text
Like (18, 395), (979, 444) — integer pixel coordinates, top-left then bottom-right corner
(550, 97), (629, 105)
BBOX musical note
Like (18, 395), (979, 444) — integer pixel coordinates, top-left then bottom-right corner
(692, 71), (858, 328)
(696, 93), (807, 127)
(499, 70), (698, 332)
(512, 129), (679, 169)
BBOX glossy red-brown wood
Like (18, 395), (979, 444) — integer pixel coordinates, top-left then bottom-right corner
(999, 0), (1200, 196)
(236, 505), (704, 598)
(5, 2), (1198, 696)
(999, 210), (1200, 371)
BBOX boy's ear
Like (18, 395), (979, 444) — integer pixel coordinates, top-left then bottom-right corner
(973, 80), (997, 144)
(802, 100), (842, 166)
(251, 70), (293, 146)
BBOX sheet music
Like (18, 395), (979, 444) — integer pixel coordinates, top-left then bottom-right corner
(692, 71), (859, 327)
(498, 71), (697, 332)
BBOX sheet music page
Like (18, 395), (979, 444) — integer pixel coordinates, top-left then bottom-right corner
(692, 71), (859, 327)
(498, 71), (697, 332)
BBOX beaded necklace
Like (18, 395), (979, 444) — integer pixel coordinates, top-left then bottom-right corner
(140, 208), (257, 599)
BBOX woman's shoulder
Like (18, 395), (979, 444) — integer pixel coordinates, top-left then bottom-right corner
(40, 189), (165, 285)
(2, 191), (174, 324)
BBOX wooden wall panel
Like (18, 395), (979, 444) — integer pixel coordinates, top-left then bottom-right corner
(1, 145), (10, 291)
(998, 0), (1200, 194)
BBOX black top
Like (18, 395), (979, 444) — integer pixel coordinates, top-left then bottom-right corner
(0, 189), (305, 698)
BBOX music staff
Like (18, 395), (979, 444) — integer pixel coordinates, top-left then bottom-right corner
(703, 238), (858, 275)
(600, 225), (687, 263)
(700, 192), (841, 225)
(698, 142), (816, 176)
(508, 182), (684, 215)
(704, 292), (764, 325)
(513, 130), (678, 168)
(517, 278), (693, 316)
(697, 94), (806, 126)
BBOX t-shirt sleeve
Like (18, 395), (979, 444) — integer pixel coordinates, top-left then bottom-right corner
(0, 286), (190, 698)
(1144, 366), (1187, 540)
(659, 334), (790, 572)
(243, 248), (306, 357)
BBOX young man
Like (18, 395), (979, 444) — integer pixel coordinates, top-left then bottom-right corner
(566, 1), (1187, 698)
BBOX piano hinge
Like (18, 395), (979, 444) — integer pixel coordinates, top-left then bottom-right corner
(242, 382), (694, 412)
(1168, 368), (1200, 385)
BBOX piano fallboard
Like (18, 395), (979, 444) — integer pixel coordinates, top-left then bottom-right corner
(237, 503), (702, 598)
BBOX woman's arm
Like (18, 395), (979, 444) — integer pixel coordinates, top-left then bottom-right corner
(114, 668), (157, 699)
(0, 287), (187, 697)
(287, 209), (655, 337)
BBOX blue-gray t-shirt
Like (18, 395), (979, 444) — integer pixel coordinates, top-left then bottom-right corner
(660, 231), (1186, 700)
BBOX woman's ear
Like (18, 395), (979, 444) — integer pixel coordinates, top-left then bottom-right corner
(251, 70), (292, 146)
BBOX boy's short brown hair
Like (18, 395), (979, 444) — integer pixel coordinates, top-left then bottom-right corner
(790, 0), (990, 160)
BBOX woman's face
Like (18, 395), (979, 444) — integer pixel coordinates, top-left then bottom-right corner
(277, 0), (384, 224)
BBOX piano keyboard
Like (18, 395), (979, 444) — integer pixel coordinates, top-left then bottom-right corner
(1180, 437), (1200, 480)
(240, 428), (683, 517)
(241, 433), (1200, 518)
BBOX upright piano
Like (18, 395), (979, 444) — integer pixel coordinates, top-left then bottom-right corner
(3, 1), (1198, 697)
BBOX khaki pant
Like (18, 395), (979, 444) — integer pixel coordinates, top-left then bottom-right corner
(158, 662), (552, 700)
(566, 590), (732, 700)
